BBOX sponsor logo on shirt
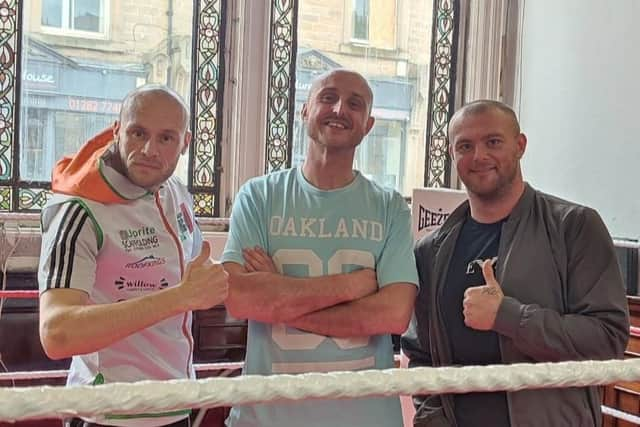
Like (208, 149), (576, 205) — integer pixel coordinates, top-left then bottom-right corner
(125, 255), (167, 269)
(176, 203), (194, 242)
(119, 226), (160, 252)
(115, 276), (169, 291)
(417, 205), (449, 232)
(466, 256), (498, 275)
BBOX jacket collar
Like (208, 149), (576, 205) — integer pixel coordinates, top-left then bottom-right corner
(439, 183), (535, 233)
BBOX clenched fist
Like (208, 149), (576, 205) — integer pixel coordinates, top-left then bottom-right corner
(179, 240), (229, 310)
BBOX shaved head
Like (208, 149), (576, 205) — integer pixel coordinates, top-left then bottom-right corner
(120, 85), (190, 131)
(448, 100), (520, 139)
(307, 69), (374, 113)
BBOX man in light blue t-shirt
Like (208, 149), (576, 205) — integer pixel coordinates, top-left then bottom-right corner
(222, 69), (419, 427)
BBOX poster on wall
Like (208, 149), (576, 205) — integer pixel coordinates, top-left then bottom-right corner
(411, 187), (467, 241)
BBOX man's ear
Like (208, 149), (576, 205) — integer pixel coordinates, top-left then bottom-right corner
(112, 120), (121, 141)
(516, 133), (527, 158)
(301, 103), (309, 122)
(181, 131), (192, 155)
(364, 116), (375, 135)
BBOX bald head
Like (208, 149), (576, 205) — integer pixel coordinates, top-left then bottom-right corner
(307, 69), (374, 113)
(120, 85), (190, 132)
(448, 100), (520, 139)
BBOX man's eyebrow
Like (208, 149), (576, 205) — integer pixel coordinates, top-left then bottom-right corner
(125, 124), (180, 135)
(317, 87), (337, 94)
(453, 132), (507, 143)
(125, 123), (144, 131)
(484, 133), (506, 139)
(317, 88), (366, 97)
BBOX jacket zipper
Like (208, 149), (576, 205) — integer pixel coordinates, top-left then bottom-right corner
(154, 191), (194, 378)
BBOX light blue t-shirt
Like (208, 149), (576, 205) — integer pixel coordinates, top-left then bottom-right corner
(222, 167), (419, 427)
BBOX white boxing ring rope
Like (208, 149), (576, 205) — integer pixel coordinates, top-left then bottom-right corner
(1, 359), (640, 422)
(601, 405), (640, 425)
(0, 362), (245, 382)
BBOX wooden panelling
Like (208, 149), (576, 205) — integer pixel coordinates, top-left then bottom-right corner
(0, 272), (248, 370)
(193, 305), (247, 363)
(630, 297), (640, 326)
(0, 273), (70, 373)
(603, 297), (640, 427)
(0, 272), (244, 427)
(3, 278), (639, 426)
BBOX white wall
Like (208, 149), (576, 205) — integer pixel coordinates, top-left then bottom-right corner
(517, 0), (640, 239)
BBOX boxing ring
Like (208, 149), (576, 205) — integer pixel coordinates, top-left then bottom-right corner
(0, 359), (640, 424)
(1, 289), (640, 425)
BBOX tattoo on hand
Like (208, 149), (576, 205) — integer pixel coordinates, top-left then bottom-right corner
(482, 287), (500, 296)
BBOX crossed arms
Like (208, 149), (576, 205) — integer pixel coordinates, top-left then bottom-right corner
(224, 247), (417, 337)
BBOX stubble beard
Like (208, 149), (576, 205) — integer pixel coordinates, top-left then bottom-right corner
(127, 161), (174, 191)
(466, 164), (520, 203)
(307, 126), (362, 154)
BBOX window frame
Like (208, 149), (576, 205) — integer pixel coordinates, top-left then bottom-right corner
(263, 0), (465, 193)
(351, 0), (370, 43)
(1, 0), (481, 222)
(1, 0), (227, 218)
(40, 0), (110, 39)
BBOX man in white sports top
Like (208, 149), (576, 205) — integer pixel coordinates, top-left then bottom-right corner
(38, 85), (229, 427)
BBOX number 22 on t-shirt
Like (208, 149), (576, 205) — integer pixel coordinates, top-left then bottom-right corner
(270, 249), (376, 373)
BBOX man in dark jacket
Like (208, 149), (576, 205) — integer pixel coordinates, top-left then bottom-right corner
(401, 100), (629, 427)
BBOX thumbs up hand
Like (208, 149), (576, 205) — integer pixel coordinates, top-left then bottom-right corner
(463, 258), (504, 331)
(179, 241), (229, 311)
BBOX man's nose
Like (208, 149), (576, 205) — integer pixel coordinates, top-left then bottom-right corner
(472, 144), (488, 161)
(141, 137), (160, 156)
(332, 99), (345, 116)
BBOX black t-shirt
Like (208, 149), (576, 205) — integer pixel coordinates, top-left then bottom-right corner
(441, 214), (510, 427)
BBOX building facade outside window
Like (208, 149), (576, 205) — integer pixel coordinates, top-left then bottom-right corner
(41, 0), (107, 35)
(22, 0), (195, 184)
(1, 0), (459, 216)
(352, 0), (369, 41)
(293, 0), (432, 197)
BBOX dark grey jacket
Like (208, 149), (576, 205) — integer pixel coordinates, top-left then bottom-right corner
(402, 184), (630, 427)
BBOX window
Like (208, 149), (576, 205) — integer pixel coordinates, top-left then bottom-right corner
(41, 0), (107, 34)
(0, 1), (460, 216)
(348, 0), (397, 49)
(291, 0), (432, 197)
(8, 0), (225, 216)
(20, 108), (113, 182)
(352, 0), (369, 40)
(355, 119), (407, 190)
